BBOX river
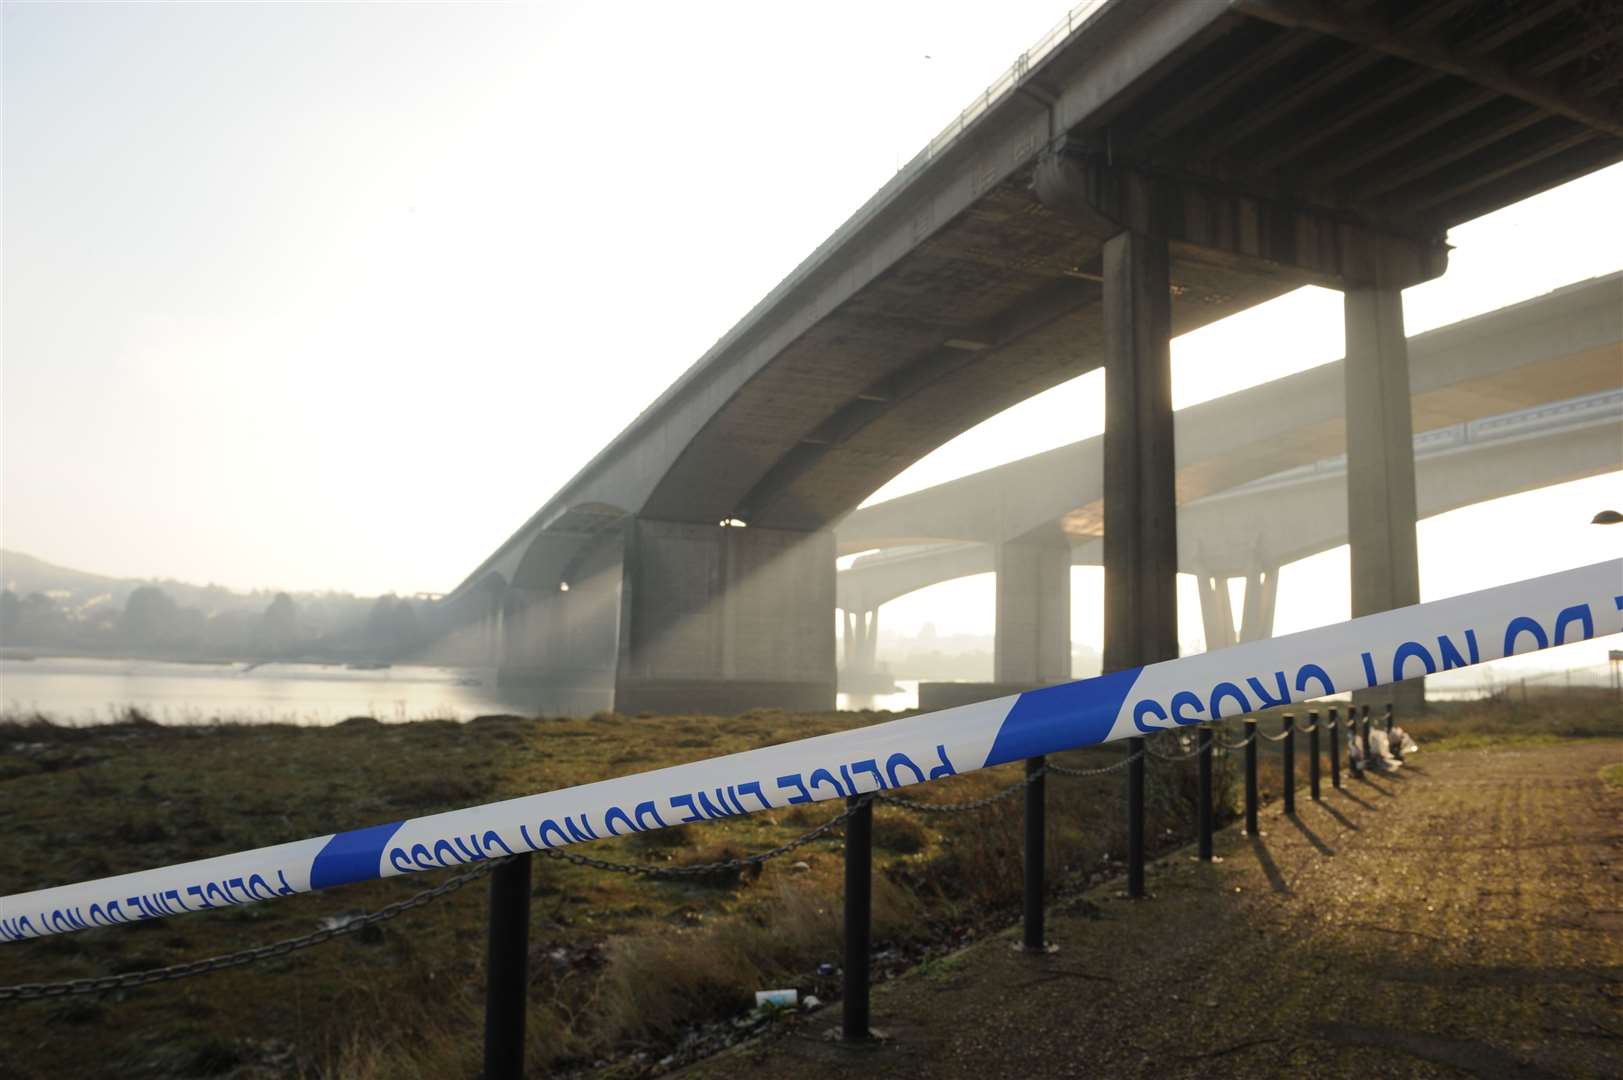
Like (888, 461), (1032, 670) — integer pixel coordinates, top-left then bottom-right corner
(9, 651), (1566, 728)
(0, 656), (922, 725)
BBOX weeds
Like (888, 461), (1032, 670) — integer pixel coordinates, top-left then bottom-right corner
(2, 694), (1614, 1079)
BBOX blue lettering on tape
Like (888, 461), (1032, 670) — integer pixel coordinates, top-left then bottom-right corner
(1295, 664), (1335, 695)
(1210, 682), (1252, 720)
(1503, 614), (1547, 654)
(1393, 641), (1437, 680)
(1437, 630), (1478, 671)
(1554, 603), (1592, 643)
(309, 820), (406, 889)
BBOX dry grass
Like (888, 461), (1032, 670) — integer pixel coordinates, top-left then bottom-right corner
(2, 693), (1615, 1078)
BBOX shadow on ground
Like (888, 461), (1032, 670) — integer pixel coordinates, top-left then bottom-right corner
(681, 740), (1623, 1080)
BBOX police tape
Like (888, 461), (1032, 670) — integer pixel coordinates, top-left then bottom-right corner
(4, 559), (1619, 942)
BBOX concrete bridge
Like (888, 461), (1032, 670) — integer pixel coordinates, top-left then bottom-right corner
(837, 386), (1623, 686)
(835, 274), (1622, 688)
(445, 0), (1623, 714)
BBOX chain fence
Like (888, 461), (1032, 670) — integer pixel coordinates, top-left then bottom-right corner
(879, 767), (1044, 814)
(0, 857), (503, 1002)
(1047, 747), (1146, 777)
(2, 715), (1295, 1000)
(1142, 738), (1207, 761)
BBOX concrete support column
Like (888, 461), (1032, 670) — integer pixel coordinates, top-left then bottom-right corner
(479, 610), (495, 665)
(994, 536), (1072, 685)
(841, 609), (880, 676)
(1102, 228), (1179, 672)
(616, 520), (836, 714)
(1344, 284), (1424, 712)
(1103, 227), (1175, 904)
(1197, 574), (1236, 652)
(496, 534), (626, 714)
(1238, 566), (1279, 643)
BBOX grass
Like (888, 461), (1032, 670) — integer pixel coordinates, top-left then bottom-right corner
(0, 689), (1616, 1078)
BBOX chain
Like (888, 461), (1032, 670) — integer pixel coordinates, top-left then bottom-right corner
(3, 804), (874, 998)
(879, 769), (1044, 814)
(541, 798), (869, 877)
(1, 858), (501, 1002)
(1047, 748), (1146, 777)
(1257, 728), (1293, 743)
(1214, 733), (1255, 751)
(1142, 738), (1206, 761)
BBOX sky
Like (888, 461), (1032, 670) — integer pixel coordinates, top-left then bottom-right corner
(3, 2), (1620, 669)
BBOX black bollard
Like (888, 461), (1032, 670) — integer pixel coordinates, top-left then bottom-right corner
(1196, 725), (1214, 860)
(1308, 710), (1321, 801)
(1022, 756), (1046, 951)
(1282, 714), (1296, 817)
(843, 796), (873, 1042)
(1361, 704), (1372, 768)
(1328, 706), (1341, 789)
(484, 853), (533, 1080)
(1127, 736), (1145, 898)
(1385, 702), (1401, 761)
(1244, 718), (1259, 836)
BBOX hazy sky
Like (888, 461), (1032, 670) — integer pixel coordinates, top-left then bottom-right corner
(4, 2), (1620, 667)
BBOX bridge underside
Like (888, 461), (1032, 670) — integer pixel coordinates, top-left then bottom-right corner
(454, 0), (1621, 716)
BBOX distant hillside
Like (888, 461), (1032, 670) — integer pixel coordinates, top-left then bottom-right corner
(2, 550), (293, 617)
(0, 550), (442, 663)
(1, 549), (127, 600)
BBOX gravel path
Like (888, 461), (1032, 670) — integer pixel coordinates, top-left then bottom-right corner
(682, 740), (1623, 1079)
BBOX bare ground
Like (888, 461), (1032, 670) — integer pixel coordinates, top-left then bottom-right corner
(683, 740), (1623, 1080)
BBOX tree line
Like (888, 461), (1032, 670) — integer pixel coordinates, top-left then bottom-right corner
(0, 585), (436, 665)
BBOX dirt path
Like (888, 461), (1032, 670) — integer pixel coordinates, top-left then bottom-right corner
(681, 740), (1623, 1080)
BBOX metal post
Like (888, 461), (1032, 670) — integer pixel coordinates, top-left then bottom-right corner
(1022, 756), (1046, 951)
(1385, 702), (1400, 761)
(1308, 710), (1321, 801)
(1127, 736), (1145, 897)
(1328, 706), (1341, 788)
(842, 796), (873, 1041)
(1197, 725), (1213, 861)
(1361, 704), (1372, 767)
(484, 853), (533, 1080)
(1282, 714), (1296, 817)
(1244, 718), (1258, 835)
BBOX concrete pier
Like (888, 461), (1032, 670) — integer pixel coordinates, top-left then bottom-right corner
(993, 531), (1072, 685)
(1101, 228), (1179, 673)
(614, 520), (836, 714)
(1345, 284), (1424, 712)
(1197, 574), (1236, 652)
(842, 608), (880, 679)
(1238, 565), (1280, 645)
